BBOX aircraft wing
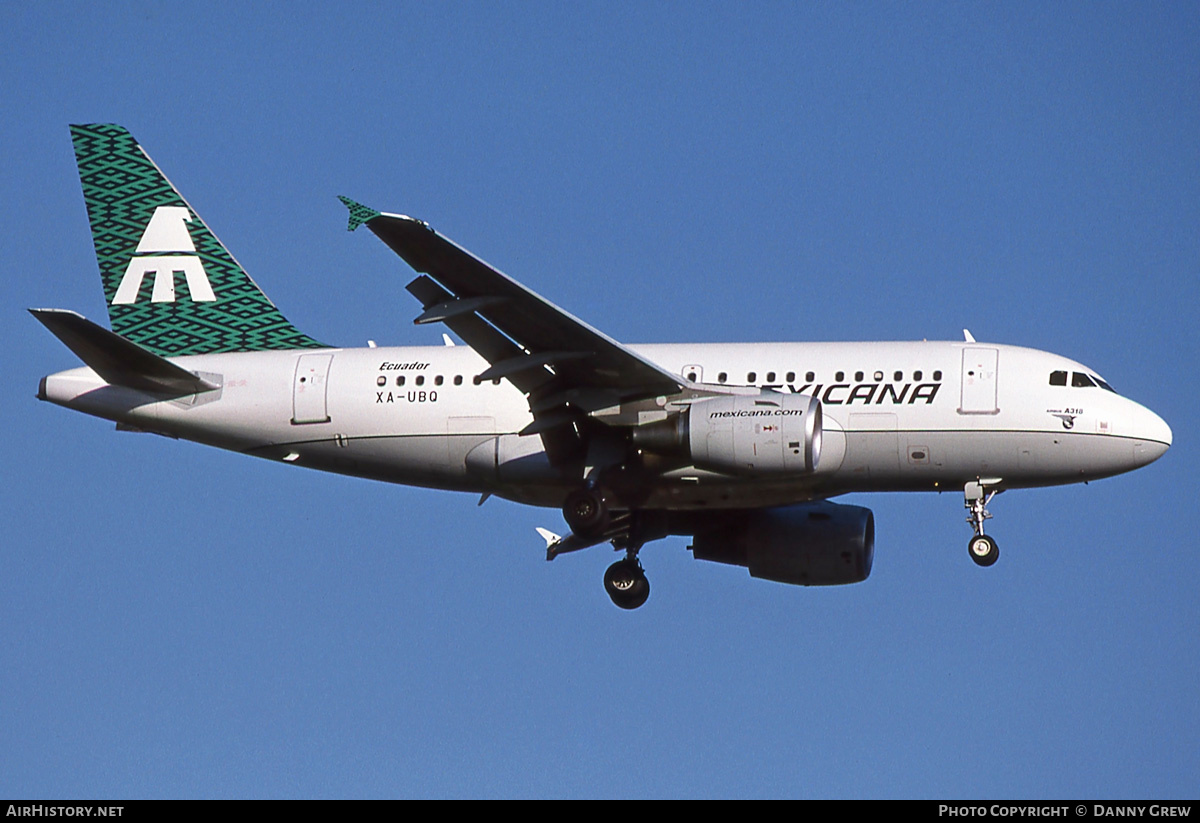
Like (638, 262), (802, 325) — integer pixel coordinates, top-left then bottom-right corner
(341, 198), (686, 420)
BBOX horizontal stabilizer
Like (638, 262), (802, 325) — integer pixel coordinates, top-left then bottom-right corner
(30, 309), (220, 396)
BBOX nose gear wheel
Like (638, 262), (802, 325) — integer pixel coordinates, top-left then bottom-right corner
(968, 534), (999, 567)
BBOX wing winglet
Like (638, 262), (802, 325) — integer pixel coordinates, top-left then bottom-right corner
(535, 527), (561, 548)
(538, 527), (611, 560)
(338, 196), (381, 232)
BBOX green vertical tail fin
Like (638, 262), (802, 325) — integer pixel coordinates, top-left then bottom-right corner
(71, 123), (326, 355)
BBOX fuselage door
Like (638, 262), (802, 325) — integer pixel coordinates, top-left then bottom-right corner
(293, 353), (333, 424)
(959, 347), (999, 414)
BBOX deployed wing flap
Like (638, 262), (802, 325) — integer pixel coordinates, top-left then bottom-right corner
(342, 199), (685, 409)
(30, 309), (220, 396)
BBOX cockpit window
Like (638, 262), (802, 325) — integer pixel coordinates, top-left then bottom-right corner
(1051, 370), (1114, 392)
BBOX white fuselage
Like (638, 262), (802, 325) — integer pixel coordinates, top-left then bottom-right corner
(40, 339), (1172, 509)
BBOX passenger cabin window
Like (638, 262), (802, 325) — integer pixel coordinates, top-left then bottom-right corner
(835, 371), (844, 381)
(416, 376), (424, 386)
(786, 371), (795, 382)
(913, 370), (923, 381)
(434, 375), (444, 386)
(1050, 371), (1067, 386)
(396, 375), (405, 386)
(805, 371), (815, 382)
(718, 372), (727, 383)
(454, 375), (463, 385)
(376, 376), (386, 387)
(766, 371), (776, 383)
(933, 370), (942, 381)
(1072, 372), (1096, 388)
(894, 371), (903, 381)
(747, 372), (757, 383)
(873, 371), (883, 381)
(473, 375), (482, 385)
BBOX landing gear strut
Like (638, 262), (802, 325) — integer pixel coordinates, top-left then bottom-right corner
(604, 556), (650, 610)
(964, 480), (1000, 567)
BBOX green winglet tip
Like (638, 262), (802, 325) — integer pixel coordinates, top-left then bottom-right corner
(338, 195), (380, 232)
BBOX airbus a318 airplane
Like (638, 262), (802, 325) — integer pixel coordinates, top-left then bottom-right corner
(34, 124), (1172, 608)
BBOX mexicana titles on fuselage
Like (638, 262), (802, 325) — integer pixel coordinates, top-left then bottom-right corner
(782, 381), (940, 405)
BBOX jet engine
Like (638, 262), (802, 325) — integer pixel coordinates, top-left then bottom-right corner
(689, 501), (874, 586)
(632, 392), (821, 475)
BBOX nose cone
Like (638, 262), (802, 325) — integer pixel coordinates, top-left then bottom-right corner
(1130, 403), (1171, 467)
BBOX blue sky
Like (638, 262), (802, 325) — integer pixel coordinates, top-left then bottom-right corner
(2, 2), (1197, 798)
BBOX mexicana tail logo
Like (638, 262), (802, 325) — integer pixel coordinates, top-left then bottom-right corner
(112, 206), (216, 304)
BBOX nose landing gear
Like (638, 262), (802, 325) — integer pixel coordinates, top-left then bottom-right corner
(964, 480), (1000, 567)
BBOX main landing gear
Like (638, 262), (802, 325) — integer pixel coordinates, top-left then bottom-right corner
(558, 486), (656, 609)
(964, 480), (1000, 567)
(563, 487), (610, 538)
(604, 556), (650, 610)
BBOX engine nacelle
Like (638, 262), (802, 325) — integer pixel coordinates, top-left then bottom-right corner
(690, 393), (821, 474)
(690, 501), (874, 586)
(633, 392), (821, 476)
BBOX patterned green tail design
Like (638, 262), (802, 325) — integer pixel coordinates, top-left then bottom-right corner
(72, 124), (326, 355)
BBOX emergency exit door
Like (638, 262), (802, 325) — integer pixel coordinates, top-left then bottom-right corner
(292, 354), (333, 424)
